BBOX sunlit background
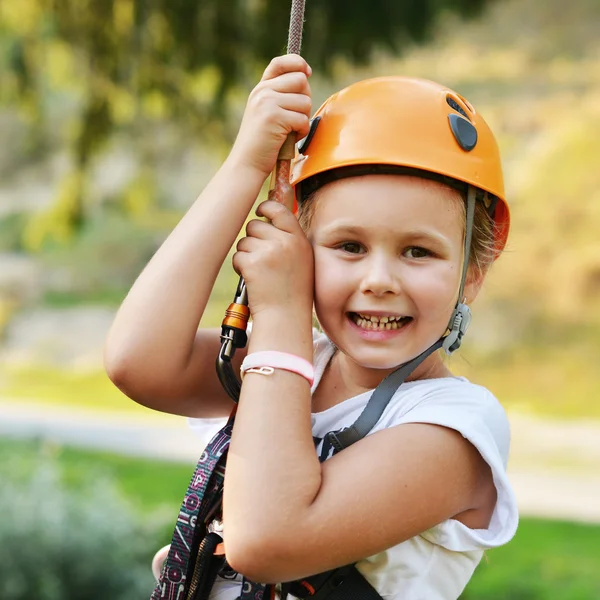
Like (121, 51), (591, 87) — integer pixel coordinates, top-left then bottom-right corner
(1, 0), (599, 598)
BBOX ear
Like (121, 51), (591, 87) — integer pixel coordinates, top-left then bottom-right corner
(463, 266), (486, 305)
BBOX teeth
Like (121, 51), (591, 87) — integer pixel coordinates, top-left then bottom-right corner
(358, 313), (402, 323)
(351, 313), (408, 331)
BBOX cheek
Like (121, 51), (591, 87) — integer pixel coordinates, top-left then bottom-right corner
(411, 263), (460, 319)
(313, 252), (349, 309)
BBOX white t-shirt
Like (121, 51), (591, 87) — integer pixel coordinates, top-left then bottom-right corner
(188, 331), (519, 600)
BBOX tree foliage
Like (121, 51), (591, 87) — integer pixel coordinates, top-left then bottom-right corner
(0, 0), (494, 245)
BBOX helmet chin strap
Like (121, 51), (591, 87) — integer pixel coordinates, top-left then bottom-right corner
(442, 185), (476, 354)
(325, 186), (478, 453)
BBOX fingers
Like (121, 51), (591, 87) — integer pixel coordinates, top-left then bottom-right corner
(242, 201), (303, 241)
(232, 199), (313, 305)
(280, 108), (311, 139)
(253, 71), (311, 116)
(277, 90), (311, 113)
(248, 65), (312, 139)
(235, 235), (262, 253)
(261, 54), (312, 82)
(255, 201), (302, 234)
(264, 71), (311, 97)
(243, 218), (277, 241)
(236, 55), (312, 174)
(258, 56), (312, 115)
(248, 88), (311, 137)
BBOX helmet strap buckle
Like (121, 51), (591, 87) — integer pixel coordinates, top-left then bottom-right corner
(442, 302), (472, 355)
(442, 185), (476, 355)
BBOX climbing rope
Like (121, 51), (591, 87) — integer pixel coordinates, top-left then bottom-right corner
(216, 0), (307, 402)
(287, 0), (306, 55)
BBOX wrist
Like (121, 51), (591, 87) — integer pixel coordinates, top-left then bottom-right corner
(241, 351), (314, 387)
(249, 308), (313, 361)
(224, 149), (272, 182)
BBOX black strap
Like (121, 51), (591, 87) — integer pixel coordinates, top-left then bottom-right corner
(326, 339), (444, 452)
(284, 564), (381, 600)
(188, 532), (224, 600)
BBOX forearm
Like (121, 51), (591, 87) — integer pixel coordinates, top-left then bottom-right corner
(224, 310), (322, 557)
(105, 157), (266, 382)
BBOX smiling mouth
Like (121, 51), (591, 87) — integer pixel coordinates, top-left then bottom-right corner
(349, 312), (413, 331)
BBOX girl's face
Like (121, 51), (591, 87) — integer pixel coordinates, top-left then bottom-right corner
(307, 174), (477, 376)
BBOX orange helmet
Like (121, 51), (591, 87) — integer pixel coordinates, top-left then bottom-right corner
(290, 76), (510, 253)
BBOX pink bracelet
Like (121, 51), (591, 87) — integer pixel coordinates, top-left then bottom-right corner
(240, 351), (314, 386)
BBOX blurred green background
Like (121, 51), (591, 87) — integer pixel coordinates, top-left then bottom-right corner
(1, 0), (599, 598)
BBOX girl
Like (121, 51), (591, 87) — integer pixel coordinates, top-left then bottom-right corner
(105, 54), (518, 599)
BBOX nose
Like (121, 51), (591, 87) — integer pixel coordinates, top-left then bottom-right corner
(359, 253), (401, 297)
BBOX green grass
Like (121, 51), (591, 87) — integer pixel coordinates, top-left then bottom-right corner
(1, 438), (599, 598)
(42, 288), (130, 308)
(0, 438), (194, 514)
(0, 366), (143, 413)
(463, 520), (600, 599)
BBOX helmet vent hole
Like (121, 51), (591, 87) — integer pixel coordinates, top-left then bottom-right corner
(457, 95), (475, 114)
(446, 96), (471, 121)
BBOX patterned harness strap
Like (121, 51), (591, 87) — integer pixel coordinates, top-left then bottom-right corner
(150, 416), (332, 600)
(150, 411), (293, 600)
(151, 418), (233, 600)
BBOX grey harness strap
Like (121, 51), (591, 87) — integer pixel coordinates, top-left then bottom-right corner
(325, 339), (444, 453)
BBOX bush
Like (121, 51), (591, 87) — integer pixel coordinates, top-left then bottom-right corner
(0, 212), (28, 252)
(38, 212), (167, 306)
(0, 443), (160, 600)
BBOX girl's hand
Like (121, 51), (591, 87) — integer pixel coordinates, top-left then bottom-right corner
(228, 55), (312, 178)
(232, 200), (314, 319)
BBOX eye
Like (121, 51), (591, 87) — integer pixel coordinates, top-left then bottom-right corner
(404, 246), (430, 259)
(338, 241), (364, 254)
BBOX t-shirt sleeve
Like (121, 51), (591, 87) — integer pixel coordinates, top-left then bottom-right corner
(382, 383), (519, 552)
